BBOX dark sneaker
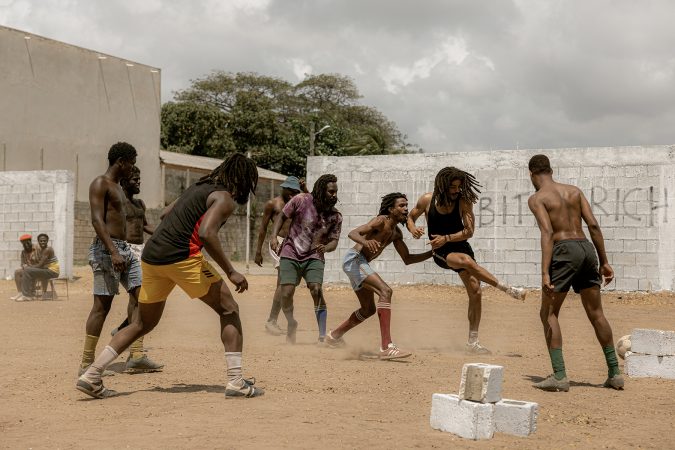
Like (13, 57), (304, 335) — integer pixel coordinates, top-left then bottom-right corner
(124, 355), (164, 373)
(265, 320), (285, 336)
(465, 341), (492, 355)
(325, 330), (346, 348)
(286, 320), (298, 344)
(76, 377), (118, 399)
(225, 381), (264, 398)
(379, 343), (412, 360)
(603, 374), (624, 390)
(534, 374), (570, 392)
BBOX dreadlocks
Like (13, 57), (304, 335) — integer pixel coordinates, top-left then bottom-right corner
(311, 174), (338, 212)
(197, 153), (258, 205)
(432, 166), (481, 206)
(378, 192), (407, 216)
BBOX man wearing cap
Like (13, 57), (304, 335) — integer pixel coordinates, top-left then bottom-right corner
(254, 176), (303, 335)
(10, 235), (39, 301)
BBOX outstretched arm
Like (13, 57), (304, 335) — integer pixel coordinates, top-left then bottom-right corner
(254, 200), (276, 266)
(579, 190), (614, 286)
(406, 193), (430, 239)
(528, 195), (555, 291)
(429, 199), (475, 249)
(393, 230), (432, 265)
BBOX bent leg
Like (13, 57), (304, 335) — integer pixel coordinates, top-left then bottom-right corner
(580, 286), (621, 379)
(446, 253), (524, 299)
(307, 282), (327, 340)
(332, 281), (377, 339)
(540, 290), (568, 381)
(362, 274), (393, 349)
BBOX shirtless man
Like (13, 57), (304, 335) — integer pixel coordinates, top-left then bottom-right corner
(326, 193), (432, 359)
(78, 142), (162, 376)
(527, 154), (623, 392)
(407, 167), (525, 355)
(10, 235), (38, 300)
(254, 176), (302, 335)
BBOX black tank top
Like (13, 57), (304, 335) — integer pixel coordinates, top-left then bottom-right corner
(142, 182), (228, 265)
(427, 195), (466, 242)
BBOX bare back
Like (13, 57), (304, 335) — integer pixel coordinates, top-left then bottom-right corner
(531, 182), (587, 242)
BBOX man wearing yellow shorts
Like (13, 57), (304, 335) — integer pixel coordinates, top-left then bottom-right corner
(76, 153), (264, 399)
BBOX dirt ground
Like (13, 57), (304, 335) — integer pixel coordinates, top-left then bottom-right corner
(1, 264), (674, 449)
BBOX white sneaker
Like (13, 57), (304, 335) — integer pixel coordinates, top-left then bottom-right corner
(10, 293), (22, 300)
(506, 286), (526, 301)
(379, 343), (412, 360)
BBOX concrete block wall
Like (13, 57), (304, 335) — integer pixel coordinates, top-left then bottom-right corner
(0, 170), (74, 279)
(307, 146), (675, 291)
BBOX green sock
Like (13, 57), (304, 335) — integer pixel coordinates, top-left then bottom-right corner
(603, 345), (621, 377)
(549, 348), (567, 380)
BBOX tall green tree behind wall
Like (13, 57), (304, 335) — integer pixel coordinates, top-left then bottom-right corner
(161, 72), (416, 176)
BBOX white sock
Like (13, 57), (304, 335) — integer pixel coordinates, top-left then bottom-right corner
(225, 352), (243, 387)
(496, 282), (509, 292)
(468, 331), (479, 344)
(83, 346), (118, 383)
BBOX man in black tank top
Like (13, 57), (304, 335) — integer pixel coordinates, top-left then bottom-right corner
(77, 154), (264, 400)
(407, 167), (526, 355)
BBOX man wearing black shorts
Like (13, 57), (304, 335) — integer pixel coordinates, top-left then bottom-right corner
(407, 167), (525, 354)
(528, 154), (623, 392)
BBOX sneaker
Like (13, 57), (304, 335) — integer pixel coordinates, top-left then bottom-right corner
(506, 286), (526, 301)
(76, 377), (118, 399)
(603, 374), (624, 390)
(533, 374), (570, 392)
(14, 294), (35, 302)
(78, 365), (116, 377)
(10, 293), (21, 300)
(325, 330), (346, 348)
(465, 341), (492, 355)
(265, 319), (285, 336)
(225, 380), (264, 398)
(286, 320), (298, 344)
(124, 354), (164, 373)
(379, 343), (412, 360)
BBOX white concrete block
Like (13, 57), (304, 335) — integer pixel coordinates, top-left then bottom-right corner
(494, 399), (538, 437)
(625, 353), (675, 379)
(459, 363), (503, 403)
(430, 394), (494, 440)
(631, 329), (675, 356)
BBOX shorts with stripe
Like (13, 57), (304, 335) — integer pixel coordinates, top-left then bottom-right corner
(139, 253), (222, 303)
(342, 248), (375, 291)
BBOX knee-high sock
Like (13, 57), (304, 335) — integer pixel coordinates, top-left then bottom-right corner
(603, 345), (620, 377)
(549, 348), (567, 380)
(225, 352), (243, 387)
(333, 309), (367, 338)
(315, 305), (327, 339)
(376, 301), (392, 349)
(82, 346), (118, 383)
(80, 334), (99, 369)
(129, 336), (144, 359)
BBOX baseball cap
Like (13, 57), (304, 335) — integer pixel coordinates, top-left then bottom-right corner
(19, 234), (32, 241)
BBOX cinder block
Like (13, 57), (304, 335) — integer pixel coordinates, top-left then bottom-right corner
(494, 399), (538, 437)
(625, 353), (675, 379)
(430, 394), (494, 440)
(631, 329), (675, 356)
(459, 363), (503, 403)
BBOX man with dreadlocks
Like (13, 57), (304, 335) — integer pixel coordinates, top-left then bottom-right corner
(77, 153), (264, 399)
(270, 174), (342, 344)
(407, 167), (525, 355)
(326, 193), (432, 359)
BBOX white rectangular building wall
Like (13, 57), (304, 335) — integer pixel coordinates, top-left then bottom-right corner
(307, 146), (675, 291)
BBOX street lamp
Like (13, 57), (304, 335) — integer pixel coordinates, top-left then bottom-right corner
(309, 122), (331, 156)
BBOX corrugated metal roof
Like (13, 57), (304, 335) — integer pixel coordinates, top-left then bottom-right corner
(159, 150), (287, 181)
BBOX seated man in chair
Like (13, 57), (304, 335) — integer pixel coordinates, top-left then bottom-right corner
(15, 234), (59, 301)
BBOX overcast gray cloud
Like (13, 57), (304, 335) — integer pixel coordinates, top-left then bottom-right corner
(2, 0), (675, 152)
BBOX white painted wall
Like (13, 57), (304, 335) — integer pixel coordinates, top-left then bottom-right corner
(0, 170), (75, 279)
(307, 146), (675, 291)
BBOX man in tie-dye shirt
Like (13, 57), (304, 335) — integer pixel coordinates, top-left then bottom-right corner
(271, 174), (342, 344)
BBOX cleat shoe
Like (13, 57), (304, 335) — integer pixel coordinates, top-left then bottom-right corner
(533, 374), (570, 392)
(379, 343), (412, 360)
(603, 374), (624, 390)
(78, 365), (115, 377)
(465, 341), (492, 355)
(225, 380), (264, 398)
(506, 286), (526, 301)
(76, 377), (118, 399)
(124, 354), (164, 373)
(286, 320), (298, 344)
(265, 319), (285, 336)
(325, 330), (346, 348)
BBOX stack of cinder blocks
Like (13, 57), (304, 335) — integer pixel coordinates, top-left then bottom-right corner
(626, 329), (675, 379)
(430, 363), (538, 440)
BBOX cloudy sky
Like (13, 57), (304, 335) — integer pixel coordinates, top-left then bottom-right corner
(2, 0), (675, 152)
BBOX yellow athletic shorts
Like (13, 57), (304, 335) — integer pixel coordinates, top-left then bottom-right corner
(138, 254), (222, 303)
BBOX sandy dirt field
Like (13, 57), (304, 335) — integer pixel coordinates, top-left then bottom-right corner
(1, 264), (674, 449)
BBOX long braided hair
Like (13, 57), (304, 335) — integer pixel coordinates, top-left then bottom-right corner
(311, 174), (338, 212)
(432, 167), (481, 206)
(378, 192), (407, 216)
(196, 153), (258, 205)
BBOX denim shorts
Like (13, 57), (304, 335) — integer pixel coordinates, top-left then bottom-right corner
(88, 238), (142, 296)
(342, 248), (375, 291)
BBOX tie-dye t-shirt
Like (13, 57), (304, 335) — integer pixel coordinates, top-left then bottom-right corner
(279, 193), (342, 262)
